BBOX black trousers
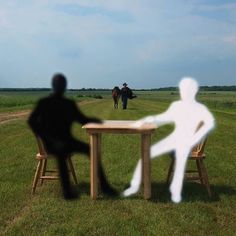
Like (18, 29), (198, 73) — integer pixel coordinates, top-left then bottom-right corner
(122, 97), (128, 109)
(52, 139), (114, 198)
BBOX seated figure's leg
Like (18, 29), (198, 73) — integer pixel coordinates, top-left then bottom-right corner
(71, 139), (118, 196)
(150, 135), (175, 159)
(57, 155), (77, 199)
(98, 161), (118, 196)
(122, 159), (142, 197)
(69, 139), (90, 155)
(123, 136), (175, 197)
(169, 147), (190, 203)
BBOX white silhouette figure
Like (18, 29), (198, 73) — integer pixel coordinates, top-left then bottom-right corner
(123, 77), (215, 203)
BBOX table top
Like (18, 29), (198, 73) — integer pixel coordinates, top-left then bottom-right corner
(82, 120), (156, 134)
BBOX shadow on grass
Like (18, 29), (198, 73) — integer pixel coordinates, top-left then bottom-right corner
(75, 182), (89, 197)
(74, 181), (236, 203)
(150, 182), (236, 203)
(123, 107), (138, 111)
(74, 182), (121, 200)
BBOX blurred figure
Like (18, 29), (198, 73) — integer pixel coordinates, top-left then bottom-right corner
(123, 77), (215, 203)
(28, 73), (117, 199)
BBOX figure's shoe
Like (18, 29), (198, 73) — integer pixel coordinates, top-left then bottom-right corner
(171, 194), (181, 203)
(98, 165), (118, 196)
(63, 187), (78, 200)
(170, 184), (181, 203)
(122, 185), (139, 197)
(101, 184), (118, 196)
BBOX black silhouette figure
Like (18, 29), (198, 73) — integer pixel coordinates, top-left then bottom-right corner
(28, 73), (117, 199)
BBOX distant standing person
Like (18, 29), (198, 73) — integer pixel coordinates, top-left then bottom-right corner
(121, 83), (136, 109)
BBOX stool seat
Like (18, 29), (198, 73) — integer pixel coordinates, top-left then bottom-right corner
(36, 153), (47, 160)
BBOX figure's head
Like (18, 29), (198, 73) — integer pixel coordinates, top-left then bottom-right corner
(52, 73), (67, 95)
(123, 82), (127, 87)
(179, 77), (199, 101)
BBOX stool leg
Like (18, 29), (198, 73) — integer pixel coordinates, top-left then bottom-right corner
(141, 134), (151, 200)
(67, 157), (78, 184)
(40, 159), (47, 186)
(199, 159), (212, 197)
(196, 159), (204, 184)
(32, 160), (43, 194)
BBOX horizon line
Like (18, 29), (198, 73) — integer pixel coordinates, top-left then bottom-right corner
(0, 85), (236, 91)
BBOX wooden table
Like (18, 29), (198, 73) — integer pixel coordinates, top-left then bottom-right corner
(83, 120), (156, 200)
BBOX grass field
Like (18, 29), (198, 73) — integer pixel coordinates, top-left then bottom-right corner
(0, 90), (236, 235)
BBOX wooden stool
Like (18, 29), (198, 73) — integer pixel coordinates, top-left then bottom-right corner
(166, 139), (212, 197)
(32, 137), (78, 194)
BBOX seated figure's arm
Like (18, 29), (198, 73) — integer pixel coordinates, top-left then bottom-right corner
(190, 110), (215, 147)
(133, 104), (175, 127)
(75, 104), (102, 125)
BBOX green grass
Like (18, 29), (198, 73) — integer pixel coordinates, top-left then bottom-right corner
(0, 92), (236, 235)
(0, 91), (101, 112)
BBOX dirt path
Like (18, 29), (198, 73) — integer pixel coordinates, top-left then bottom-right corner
(0, 99), (102, 125)
(0, 110), (30, 124)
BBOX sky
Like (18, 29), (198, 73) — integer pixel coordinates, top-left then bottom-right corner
(0, 0), (236, 89)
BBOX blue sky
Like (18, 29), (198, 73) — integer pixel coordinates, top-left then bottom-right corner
(0, 0), (236, 89)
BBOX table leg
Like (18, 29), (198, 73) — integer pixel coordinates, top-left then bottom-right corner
(97, 133), (102, 188)
(97, 134), (101, 163)
(141, 134), (151, 199)
(141, 139), (144, 186)
(90, 133), (99, 199)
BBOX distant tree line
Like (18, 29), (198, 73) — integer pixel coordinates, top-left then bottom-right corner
(0, 86), (235, 91)
(200, 86), (236, 91)
(135, 85), (236, 91)
(0, 88), (110, 91)
(136, 87), (177, 91)
(0, 88), (51, 91)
